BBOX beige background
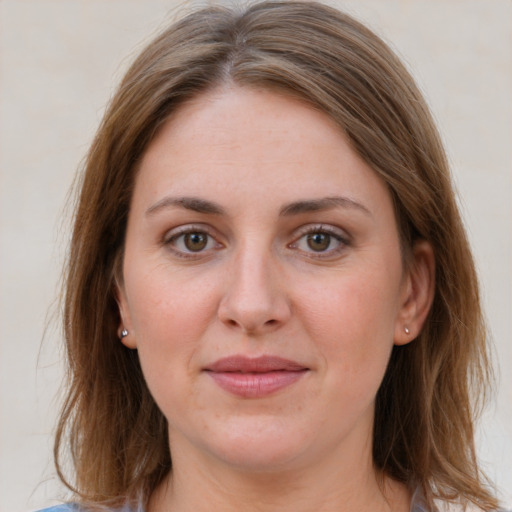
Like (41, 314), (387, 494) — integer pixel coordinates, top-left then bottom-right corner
(0, 1), (511, 510)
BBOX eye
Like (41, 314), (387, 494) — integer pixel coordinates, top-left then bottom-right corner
(290, 225), (349, 258)
(305, 232), (332, 252)
(181, 232), (209, 252)
(165, 227), (221, 257)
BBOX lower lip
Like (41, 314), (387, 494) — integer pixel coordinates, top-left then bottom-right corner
(206, 370), (308, 398)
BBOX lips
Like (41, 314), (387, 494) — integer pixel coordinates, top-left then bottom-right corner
(204, 355), (309, 398)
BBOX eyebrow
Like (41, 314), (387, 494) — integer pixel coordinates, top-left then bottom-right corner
(146, 196), (226, 216)
(279, 196), (372, 217)
(145, 195), (371, 218)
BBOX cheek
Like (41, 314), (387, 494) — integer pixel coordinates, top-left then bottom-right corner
(297, 270), (400, 386)
(125, 288), (207, 422)
(126, 260), (217, 340)
(123, 264), (220, 393)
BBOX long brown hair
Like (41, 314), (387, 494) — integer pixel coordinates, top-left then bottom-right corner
(55, 1), (498, 509)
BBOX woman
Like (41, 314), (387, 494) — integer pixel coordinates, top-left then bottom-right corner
(44, 1), (502, 511)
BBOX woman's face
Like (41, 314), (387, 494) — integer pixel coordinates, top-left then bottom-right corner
(118, 87), (427, 473)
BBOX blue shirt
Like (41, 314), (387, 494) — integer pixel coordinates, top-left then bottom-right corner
(34, 496), (510, 512)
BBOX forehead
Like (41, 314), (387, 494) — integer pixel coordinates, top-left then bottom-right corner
(147, 86), (346, 155)
(133, 86), (392, 218)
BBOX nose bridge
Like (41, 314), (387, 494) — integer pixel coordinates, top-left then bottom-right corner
(234, 240), (274, 300)
(218, 237), (289, 333)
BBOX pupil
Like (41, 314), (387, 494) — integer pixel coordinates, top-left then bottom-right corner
(307, 233), (330, 251)
(185, 232), (207, 251)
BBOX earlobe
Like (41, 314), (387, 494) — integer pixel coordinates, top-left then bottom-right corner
(394, 240), (435, 346)
(115, 283), (137, 349)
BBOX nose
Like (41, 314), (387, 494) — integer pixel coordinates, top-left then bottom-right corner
(217, 246), (291, 335)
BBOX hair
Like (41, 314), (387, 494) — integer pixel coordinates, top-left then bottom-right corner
(55, 1), (498, 510)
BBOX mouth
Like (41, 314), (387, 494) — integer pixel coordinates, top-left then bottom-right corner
(204, 355), (309, 398)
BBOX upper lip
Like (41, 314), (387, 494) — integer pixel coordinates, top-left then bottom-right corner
(204, 355), (308, 373)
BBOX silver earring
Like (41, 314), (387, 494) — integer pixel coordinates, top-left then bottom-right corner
(404, 326), (410, 335)
(120, 329), (129, 339)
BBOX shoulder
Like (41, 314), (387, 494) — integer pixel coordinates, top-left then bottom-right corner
(432, 501), (511, 512)
(32, 503), (142, 512)
(32, 505), (138, 512)
(411, 489), (510, 512)
(33, 506), (81, 512)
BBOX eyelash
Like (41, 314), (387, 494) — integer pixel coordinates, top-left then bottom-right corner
(163, 225), (222, 259)
(163, 224), (350, 260)
(288, 224), (350, 259)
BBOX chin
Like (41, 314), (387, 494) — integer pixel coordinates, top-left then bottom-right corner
(180, 416), (314, 473)
(214, 443), (309, 474)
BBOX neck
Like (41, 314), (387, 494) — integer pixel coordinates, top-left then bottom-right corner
(148, 435), (411, 512)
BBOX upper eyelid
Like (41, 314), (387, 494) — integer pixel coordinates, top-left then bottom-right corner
(162, 223), (349, 239)
(292, 223), (350, 240)
(163, 223), (217, 240)
(163, 224), (222, 252)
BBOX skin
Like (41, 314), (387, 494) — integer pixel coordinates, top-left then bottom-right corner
(117, 86), (434, 512)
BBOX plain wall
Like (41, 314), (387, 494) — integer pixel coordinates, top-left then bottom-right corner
(0, 1), (510, 510)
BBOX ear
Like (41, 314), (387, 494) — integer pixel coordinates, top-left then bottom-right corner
(394, 240), (435, 345)
(115, 281), (137, 349)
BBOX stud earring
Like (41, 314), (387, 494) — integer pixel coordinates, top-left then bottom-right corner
(120, 329), (129, 339)
(404, 326), (410, 335)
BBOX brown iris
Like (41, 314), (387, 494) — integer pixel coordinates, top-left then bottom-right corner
(184, 232), (208, 252)
(306, 233), (331, 252)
